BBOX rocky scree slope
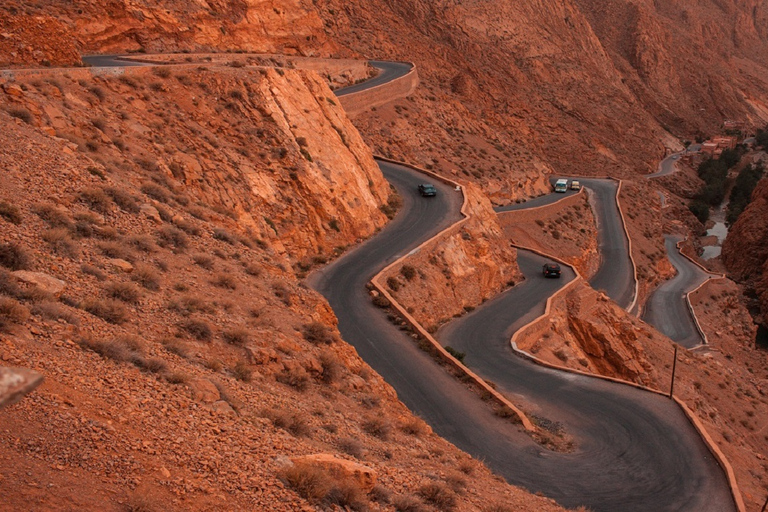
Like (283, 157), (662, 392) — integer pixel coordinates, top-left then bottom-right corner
(0, 67), (567, 510)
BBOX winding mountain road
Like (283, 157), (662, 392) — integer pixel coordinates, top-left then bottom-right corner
(81, 54), (736, 511)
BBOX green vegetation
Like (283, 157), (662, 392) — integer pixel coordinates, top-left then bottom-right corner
(726, 163), (765, 225)
(688, 147), (745, 223)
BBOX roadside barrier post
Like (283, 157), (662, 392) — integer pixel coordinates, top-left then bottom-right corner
(669, 345), (679, 399)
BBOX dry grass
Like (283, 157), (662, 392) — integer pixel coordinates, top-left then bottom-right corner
(105, 281), (142, 303)
(192, 253), (215, 270)
(0, 201), (23, 224)
(231, 361), (252, 382)
(362, 417), (392, 440)
(265, 409), (312, 437)
(0, 297), (30, 330)
(168, 295), (213, 315)
(211, 272), (237, 289)
(78, 187), (113, 213)
(81, 263), (107, 281)
(105, 187), (140, 213)
(81, 298), (128, 324)
(0, 242), (32, 270)
(98, 241), (133, 261)
(418, 482), (456, 511)
(276, 366), (310, 391)
(131, 263), (161, 291)
(222, 327), (251, 346)
(319, 351), (342, 384)
(31, 301), (79, 324)
(391, 495), (426, 512)
(338, 437), (364, 458)
(400, 417), (429, 437)
(126, 234), (157, 253)
(43, 228), (79, 258)
(303, 322), (336, 345)
(179, 317), (213, 341)
(33, 203), (72, 229)
(156, 225), (188, 250)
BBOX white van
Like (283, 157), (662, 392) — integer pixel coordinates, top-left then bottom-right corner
(554, 179), (569, 193)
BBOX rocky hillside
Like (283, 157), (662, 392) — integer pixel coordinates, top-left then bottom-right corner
(722, 177), (768, 329)
(0, 64), (560, 510)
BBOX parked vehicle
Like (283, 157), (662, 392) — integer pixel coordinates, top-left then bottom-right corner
(570, 180), (581, 190)
(554, 179), (569, 193)
(542, 263), (561, 278)
(418, 183), (437, 197)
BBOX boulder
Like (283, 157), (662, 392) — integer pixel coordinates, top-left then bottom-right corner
(140, 203), (162, 223)
(107, 258), (133, 273)
(0, 367), (43, 408)
(12, 271), (66, 297)
(187, 378), (220, 403)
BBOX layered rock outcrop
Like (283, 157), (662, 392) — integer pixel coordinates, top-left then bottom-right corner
(722, 177), (768, 327)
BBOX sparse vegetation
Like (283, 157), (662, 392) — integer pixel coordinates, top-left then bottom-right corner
(222, 327), (251, 346)
(42, 228), (80, 258)
(0, 243), (31, 270)
(0, 201), (23, 224)
(418, 482), (456, 510)
(303, 322), (336, 345)
(0, 297), (30, 330)
(105, 281), (141, 303)
(81, 298), (128, 324)
(180, 318), (213, 341)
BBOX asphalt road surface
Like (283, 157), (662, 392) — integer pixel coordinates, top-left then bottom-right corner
(334, 61), (413, 96)
(497, 178), (636, 310)
(643, 235), (712, 348)
(82, 55), (148, 67)
(310, 163), (734, 511)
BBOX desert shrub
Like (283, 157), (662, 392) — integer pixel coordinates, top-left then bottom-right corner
(0, 269), (22, 297)
(272, 283), (292, 305)
(362, 417), (392, 440)
(370, 485), (392, 504)
(325, 481), (367, 511)
(94, 226), (120, 240)
(386, 276), (400, 291)
(187, 206), (208, 220)
(445, 473), (467, 494)
(0, 297), (30, 330)
(152, 66), (171, 78)
(400, 417), (428, 437)
(418, 482), (456, 510)
(43, 228), (80, 258)
(81, 263), (107, 280)
(192, 253), (214, 270)
(98, 241), (133, 261)
(222, 327), (251, 346)
(303, 322), (336, 345)
(31, 301), (79, 324)
(78, 187), (112, 213)
(243, 262), (261, 276)
(211, 273), (237, 289)
(81, 298), (128, 324)
(0, 243), (31, 270)
(134, 357), (168, 374)
(126, 234), (156, 253)
(168, 295), (212, 315)
(180, 318), (213, 341)
(280, 463), (331, 504)
(372, 295), (390, 308)
(165, 371), (189, 384)
(131, 263), (161, 291)
(161, 338), (189, 358)
(319, 351), (342, 384)
(140, 182), (170, 203)
(77, 336), (134, 362)
(444, 346), (466, 363)
(105, 187), (140, 213)
(156, 226), (188, 250)
(400, 265), (417, 281)
(232, 361), (252, 382)
(338, 437), (364, 458)
(8, 107), (32, 124)
(391, 495), (426, 512)
(212, 228), (236, 244)
(105, 281), (141, 303)
(33, 203), (72, 229)
(0, 201), (23, 224)
(276, 366), (310, 391)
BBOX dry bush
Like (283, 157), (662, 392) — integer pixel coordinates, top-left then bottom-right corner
(276, 366), (310, 391)
(243, 262), (261, 276)
(0, 201), (23, 224)
(124, 493), (160, 512)
(391, 495), (426, 512)
(161, 338), (189, 358)
(280, 463), (332, 504)
(78, 336), (135, 362)
(211, 272), (237, 289)
(303, 322), (336, 345)
(94, 226), (119, 240)
(0, 269), (22, 297)
(81, 298), (128, 324)
(140, 182), (170, 203)
(131, 263), (161, 291)
(192, 253), (214, 270)
(134, 356), (168, 374)
(173, 217), (200, 236)
(370, 485), (391, 504)
(222, 327), (251, 346)
(81, 263), (107, 281)
(400, 417), (429, 437)
(105, 281), (141, 303)
(418, 482), (456, 511)
(212, 228), (236, 244)
(0, 297), (30, 330)
(156, 225), (188, 250)
(104, 187), (140, 213)
(400, 265), (417, 281)
(319, 351), (342, 384)
(231, 361), (252, 382)
(325, 481), (368, 511)
(43, 228), (80, 258)
(338, 437), (364, 458)
(0, 243), (31, 270)
(98, 241), (133, 261)
(33, 203), (73, 229)
(165, 371), (189, 384)
(78, 187), (112, 213)
(457, 459), (474, 475)
(362, 417), (392, 440)
(31, 301), (79, 324)
(266, 409), (311, 437)
(7, 107), (32, 124)
(179, 317), (213, 341)
(187, 205), (208, 220)
(445, 473), (467, 494)
(126, 234), (157, 253)
(272, 282), (292, 306)
(168, 295), (212, 315)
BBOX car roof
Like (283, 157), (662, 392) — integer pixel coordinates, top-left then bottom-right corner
(545, 263), (560, 268)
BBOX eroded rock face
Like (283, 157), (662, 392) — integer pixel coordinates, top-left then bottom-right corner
(290, 453), (376, 493)
(722, 177), (768, 327)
